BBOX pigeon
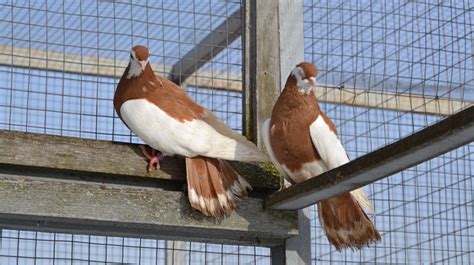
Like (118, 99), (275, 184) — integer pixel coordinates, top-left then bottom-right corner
(262, 62), (381, 251)
(114, 45), (269, 217)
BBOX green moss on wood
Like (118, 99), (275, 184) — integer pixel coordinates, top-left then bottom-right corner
(230, 161), (282, 190)
(1, 130), (281, 190)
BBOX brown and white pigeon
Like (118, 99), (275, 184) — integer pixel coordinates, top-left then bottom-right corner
(262, 62), (381, 251)
(114, 45), (269, 217)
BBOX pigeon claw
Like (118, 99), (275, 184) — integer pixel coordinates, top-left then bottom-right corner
(138, 145), (164, 172)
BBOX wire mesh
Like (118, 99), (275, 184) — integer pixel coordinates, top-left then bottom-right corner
(0, 0), (473, 264)
(0, 0), (270, 264)
(304, 0), (473, 264)
(0, 230), (270, 264)
(0, 0), (244, 141)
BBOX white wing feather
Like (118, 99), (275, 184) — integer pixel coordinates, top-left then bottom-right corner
(309, 115), (375, 214)
(120, 99), (267, 162)
(262, 119), (292, 187)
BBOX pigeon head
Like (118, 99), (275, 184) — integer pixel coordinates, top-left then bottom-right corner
(290, 62), (318, 93)
(127, 45), (150, 79)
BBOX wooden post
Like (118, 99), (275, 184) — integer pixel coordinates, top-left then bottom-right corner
(243, 0), (310, 264)
(166, 241), (188, 265)
(272, 208), (312, 265)
(243, 0), (280, 147)
(243, 0), (305, 147)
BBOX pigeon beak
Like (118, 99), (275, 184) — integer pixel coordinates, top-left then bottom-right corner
(308, 77), (316, 86)
(139, 60), (147, 70)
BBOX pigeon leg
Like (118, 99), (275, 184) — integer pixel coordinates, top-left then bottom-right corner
(138, 145), (164, 172)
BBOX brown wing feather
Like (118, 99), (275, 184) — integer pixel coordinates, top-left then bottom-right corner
(114, 64), (205, 122)
(269, 79), (322, 173)
(115, 64), (268, 161)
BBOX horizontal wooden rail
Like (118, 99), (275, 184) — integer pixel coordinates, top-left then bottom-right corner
(1, 45), (471, 115)
(0, 130), (295, 246)
(0, 45), (242, 92)
(0, 130), (280, 190)
(266, 105), (474, 210)
(0, 175), (296, 246)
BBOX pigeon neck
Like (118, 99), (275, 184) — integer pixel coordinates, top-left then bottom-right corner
(126, 60), (142, 79)
(126, 59), (153, 79)
(283, 75), (299, 92)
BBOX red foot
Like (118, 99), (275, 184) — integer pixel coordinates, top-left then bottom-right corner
(139, 145), (164, 172)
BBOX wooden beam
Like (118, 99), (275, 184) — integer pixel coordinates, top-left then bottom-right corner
(243, 0), (282, 146)
(0, 130), (281, 190)
(166, 241), (187, 265)
(266, 105), (474, 210)
(0, 173), (297, 247)
(182, 68), (242, 92)
(314, 85), (472, 116)
(0, 44), (146, 78)
(282, 207), (311, 265)
(244, 0), (310, 263)
(169, 9), (242, 85)
(0, 130), (296, 246)
(275, 1), (311, 264)
(1, 45), (470, 114)
(0, 45), (239, 92)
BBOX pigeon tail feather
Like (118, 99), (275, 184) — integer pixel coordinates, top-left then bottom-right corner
(318, 193), (381, 251)
(186, 156), (252, 217)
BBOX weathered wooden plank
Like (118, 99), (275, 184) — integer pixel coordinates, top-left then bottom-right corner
(169, 9), (242, 85)
(314, 85), (472, 116)
(266, 105), (474, 210)
(243, 0), (282, 146)
(1, 45), (470, 114)
(278, 0), (305, 90)
(283, 208), (312, 265)
(0, 174), (297, 247)
(0, 130), (280, 190)
(275, 1), (311, 264)
(184, 68), (242, 92)
(166, 241), (188, 265)
(244, 0), (311, 263)
(0, 45), (240, 92)
(0, 44), (152, 78)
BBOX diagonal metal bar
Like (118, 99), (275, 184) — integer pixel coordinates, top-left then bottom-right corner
(266, 106), (474, 210)
(169, 9), (242, 85)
